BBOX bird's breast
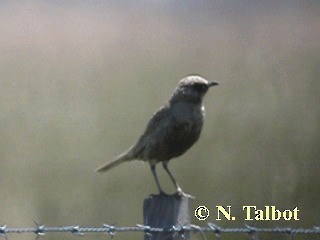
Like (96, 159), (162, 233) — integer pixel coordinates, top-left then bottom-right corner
(163, 104), (204, 158)
(141, 102), (205, 162)
(172, 102), (205, 121)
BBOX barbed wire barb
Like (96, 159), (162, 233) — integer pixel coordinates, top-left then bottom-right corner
(245, 224), (259, 240)
(102, 224), (116, 238)
(34, 220), (45, 240)
(0, 225), (8, 240)
(71, 226), (85, 236)
(136, 224), (153, 237)
(190, 224), (207, 240)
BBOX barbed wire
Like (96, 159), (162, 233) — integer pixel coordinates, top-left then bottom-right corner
(0, 222), (319, 240)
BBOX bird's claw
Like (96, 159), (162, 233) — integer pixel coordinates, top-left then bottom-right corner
(176, 188), (195, 199)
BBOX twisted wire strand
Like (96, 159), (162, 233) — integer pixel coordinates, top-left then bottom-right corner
(1, 223), (319, 237)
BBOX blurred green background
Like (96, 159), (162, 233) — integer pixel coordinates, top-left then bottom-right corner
(0, 1), (319, 239)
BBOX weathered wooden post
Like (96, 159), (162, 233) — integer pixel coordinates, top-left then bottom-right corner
(143, 193), (190, 240)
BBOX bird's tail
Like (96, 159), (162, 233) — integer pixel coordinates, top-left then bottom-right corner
(95, 151), (131, 172)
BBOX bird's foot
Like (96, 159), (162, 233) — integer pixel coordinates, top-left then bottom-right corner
(176, 187), (195, 199)
(150, 190), (171, 197)
(159, 190), (171, 197)
(150, 189), (194, 198)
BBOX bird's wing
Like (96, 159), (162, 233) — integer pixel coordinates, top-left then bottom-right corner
(144, 105), (171, 135)
(129, 105), (171, 159)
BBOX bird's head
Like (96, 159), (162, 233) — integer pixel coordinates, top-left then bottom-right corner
(171, 75), (218, 104)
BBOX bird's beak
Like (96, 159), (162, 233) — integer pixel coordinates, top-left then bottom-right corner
(208, 80), (219, 87)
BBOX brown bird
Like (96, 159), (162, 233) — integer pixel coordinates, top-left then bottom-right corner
(96, 75), (218, 195)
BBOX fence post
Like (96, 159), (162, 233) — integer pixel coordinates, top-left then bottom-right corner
(143, 193), (190, 240)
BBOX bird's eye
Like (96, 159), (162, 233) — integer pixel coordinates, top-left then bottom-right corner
(192, 84), (207, 92)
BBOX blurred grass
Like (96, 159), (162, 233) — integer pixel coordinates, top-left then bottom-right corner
(0, 1), (319, 240)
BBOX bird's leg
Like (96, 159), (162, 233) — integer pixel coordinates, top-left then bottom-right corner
(162, 162), (194, 198)
(162, 162), (182, 193)
(150, 164), (167, 195)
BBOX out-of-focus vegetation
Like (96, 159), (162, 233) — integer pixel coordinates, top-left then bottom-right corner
(0, 1), (319, 239)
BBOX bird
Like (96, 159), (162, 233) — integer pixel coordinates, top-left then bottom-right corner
(95, 75), (218, 195)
